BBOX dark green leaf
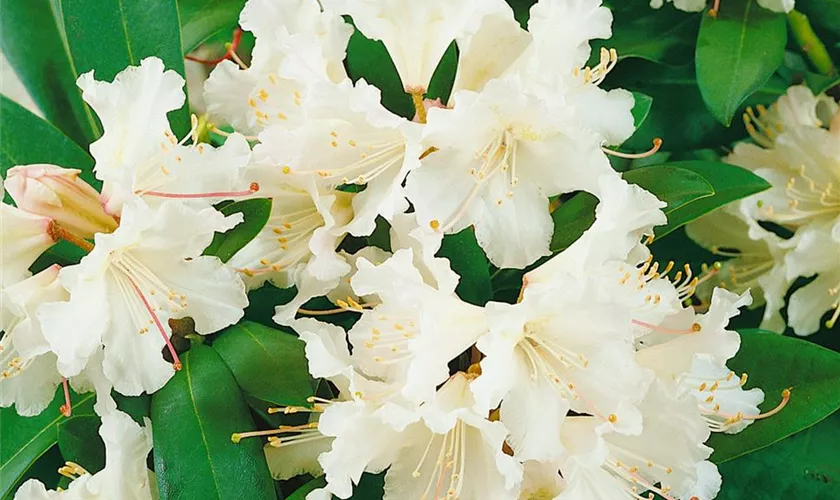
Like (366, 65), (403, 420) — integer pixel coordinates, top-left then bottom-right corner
(212, 321), (315, 407)
(797, 0), (840, 37)
(606, 60), (745, 153)
(345, 28), (414, 118)
(630, 92), (653, 130)
(646, 160), (771, 239)
(0, 0), (100, 145)
(178, 0), (246, 54)
(717, 414), (839, 499)
(709, 330), (840, 463)
(426, 42), (458, 104)
(287, 476), (327, 500)
(437, 228), (492, 306)
(244, 283), (297, 327)
(114, 393), (152, 424)
(0, 96), (95, 187)
(591, 8), (700, 66)
(61, 0), (191, 135)
(696, 0), (787, 125)
(151, 345), (275, 500)
(204, 198), (272, 262)
(0, 389), (96, 499)
(804, 72), (840, 95)
(550, 165), (716, 252)
(57, 416), (106, 473)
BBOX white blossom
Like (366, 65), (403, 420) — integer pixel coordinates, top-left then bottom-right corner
(1, 184), (55, 288)
(38, 200), (247, 395)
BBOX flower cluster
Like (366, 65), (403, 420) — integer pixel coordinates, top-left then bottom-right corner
(1, 0), (795, 499)
(688, 85), (840, 336)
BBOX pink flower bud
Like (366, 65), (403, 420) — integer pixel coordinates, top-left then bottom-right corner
(4, 164), (117, 238)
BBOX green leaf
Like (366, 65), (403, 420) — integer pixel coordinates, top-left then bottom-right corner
(204, 198), (272, 263)
(57, 416), (106, 473)
(717, 414), (839, 499)
(708, 330), (840, 463)
(630, 92), (653, 130)
(178, 0), (246, 54)
(212, 321), (315, 407)
(0, 0), (100, 145)
(606, 60), (745, 153)
(646, 160), (771, 239)
(591, 7), (700, 66)
(61, 0), (191, 135)
(0, 96), (96, 188)
(797, 0), (840, 37)
(696, 0), (787, 126)
(287, 476), (327, 500)
(0, 389), (96, 499)
(550, 165), (716, 252)
(151, 345), (275, 500)
(345, 27), (414, 118)
(426, 42), (458, 105)
(437, 228), (492, 306)
(804, 71), (840, 95)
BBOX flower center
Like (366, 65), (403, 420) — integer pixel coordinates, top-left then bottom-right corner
(248, 73), (304, 128)
(308, 131), (407, 186)
(0, 335), (27, 379)
(238, 205), (326, 277)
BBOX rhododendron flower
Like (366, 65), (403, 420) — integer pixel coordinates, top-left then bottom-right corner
(323, 0), (504, 93)
(4, 164), (118, 238)
(78, 57), (253, 215)
(16, 410), (154, 500)
(39, 201), (247, 395)
(557, 385), (721, 500)
(1, 184), (55, 288)
(204, 0), (352, 134)
(254, 80), (422, 237)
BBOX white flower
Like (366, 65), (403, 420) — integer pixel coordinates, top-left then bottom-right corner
(15, 410), (154, 500)
(785, 221), (840, 334)
(518, 461), (565, 499)
(4, 164), (118, 238)
(524, 174), (666, 290)
(557, 385), (721, 500)
(405, 76), (632, 268)
(379, 373), (523, 500)
(204, 0), (352, 134)
(39, 201), (247, 395)
(78, 57), (253, 215)
(347, 248), (486, 404)
(254, 80), (422, 237)
(650, 0), (795, 13)
(0, 266), (67, 416)
(472, 269), (653, 462)
(322, 0), (504, 92)
(686, 207), (791, 332)
(1, 187), (55, 288)
(226, 174), (354, 323)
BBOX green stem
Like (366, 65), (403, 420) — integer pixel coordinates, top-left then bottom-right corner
(787, 10), (836, 77)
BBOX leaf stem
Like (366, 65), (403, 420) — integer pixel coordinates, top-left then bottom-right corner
(787, 10), (837, 76)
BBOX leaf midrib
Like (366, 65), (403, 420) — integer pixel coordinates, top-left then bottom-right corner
(185, 353), (224, 499)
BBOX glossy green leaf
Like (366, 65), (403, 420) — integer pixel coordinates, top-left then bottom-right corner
(178, 0), (246, 53)
(0, 0), (100, 145)
(57, 416), (106, 474)
(630, 92), (653, 129)
(606, 60), (745, 153)
(437, 228), (492, 306)
(287, 476), (327, 500)
(212, 321), (315, 407)
(426, 42), (458, 105)
(708, 330), (840, 463)
(0, 389), (96, 499)
(151, 345), (275, 500)
(591, 7), (700, 66)
(204, 198), (272, 262)
(61, 0), (191, 135)
(649, 160), (771, 239)
(696, 0), (787, 126)
(345, 28), (414, 119)
(0, 96), (95, 187)
(550, 165), (716, 252)
(717, 414), (839, 499)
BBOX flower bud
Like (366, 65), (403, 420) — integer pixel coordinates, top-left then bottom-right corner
(4, 164), (117, 238)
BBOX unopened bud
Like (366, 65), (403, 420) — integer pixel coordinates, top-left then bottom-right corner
(4, 164), (117, 238)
